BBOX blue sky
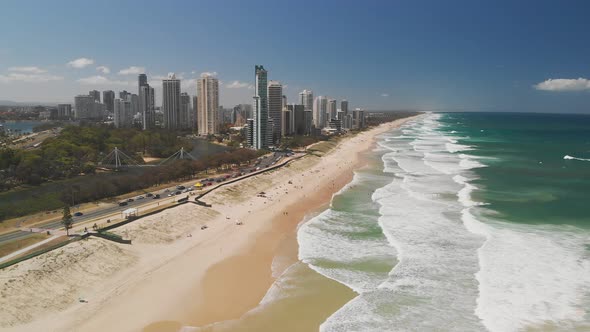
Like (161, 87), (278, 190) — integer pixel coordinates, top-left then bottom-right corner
(1, 0), (589, 112)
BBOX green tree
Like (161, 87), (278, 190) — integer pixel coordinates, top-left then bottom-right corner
(62, 205), (73, 236)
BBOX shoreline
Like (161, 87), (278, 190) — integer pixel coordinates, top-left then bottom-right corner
(0, 118), (415, 332)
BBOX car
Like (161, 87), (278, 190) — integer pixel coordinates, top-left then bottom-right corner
(175, 191), (181, 195)
(256, 167), (261, 171)
(127, 198), (134, 202)
(168, 193), (174, 197)
(188, 187), (194, 191)
(137, 196), (145, 199)
(164, 189), (170, 192)
(177, 185), (185, 190)
(153, 194), (161, 199)
(74, 212), (83, 216)
(146, 193), (153, 197)
(119, 201), (128, 206)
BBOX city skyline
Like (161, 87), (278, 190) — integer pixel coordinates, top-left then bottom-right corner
(1, 1), (590, 113)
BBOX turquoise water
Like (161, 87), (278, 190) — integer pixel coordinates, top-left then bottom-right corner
(439, 112), (590, 227)
(297, 113), (590, 331)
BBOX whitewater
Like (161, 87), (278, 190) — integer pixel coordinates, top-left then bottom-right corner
(297, 113), (590, 331)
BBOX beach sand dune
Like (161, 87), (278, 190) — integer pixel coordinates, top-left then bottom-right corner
(0, 238), (137, 328)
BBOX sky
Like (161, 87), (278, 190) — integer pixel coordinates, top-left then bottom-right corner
(1, 0), (589, 113)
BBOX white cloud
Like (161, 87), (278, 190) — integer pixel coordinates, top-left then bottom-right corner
(67, 57), (94, 68)
(200, 71), (218, 77)
(381, 93), (390, 97)
(534, 78), (590, 91)
(118, 66), (145, 75)
(226, 80), (251, 89)
(96, 66), (110, 74)
(8, 66), (47, 74)
(0, 73), (63, 83)
(77, 75), (129, 85)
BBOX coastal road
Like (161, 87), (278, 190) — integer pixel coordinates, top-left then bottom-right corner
(0, 152), (291, 246)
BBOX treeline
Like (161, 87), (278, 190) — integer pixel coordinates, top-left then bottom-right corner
(0, 125), (185, 189)
(0, 148), (265, 221)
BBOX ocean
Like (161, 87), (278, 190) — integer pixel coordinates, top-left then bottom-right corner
(297, 112), (590, 331)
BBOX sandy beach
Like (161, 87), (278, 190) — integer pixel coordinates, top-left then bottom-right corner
(0, 118), (413, 332)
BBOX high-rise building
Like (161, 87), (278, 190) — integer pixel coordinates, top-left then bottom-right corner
(162, 74), (181, 130)
(130, 94), (139, 116)
(74, 95), (96, 119)
(57, 104), (72, 119)
(340, 100), (349, 117)
(119, 90), (131, 100)
(267, 81), (283, 142)
(191, 96), (198, 130)
(139, 85), (155, 130)
(313, 96), (327, 129)
(89, 90), (100, 102)
(138, 74), (147, 88)
(253, 65), (269, 149)
(102, 90), (115, 112)
(353, 108), (366, 129)
(288, 104), (305, 136)
(197, 74), (219, 135)
(180, 92), (191, 130)
(327, 98), (337, 120)
(304, 110), (314, 135)
(245, 118), (254, 147)
(114, 98), (133, 128)
(299, 89), (313, 110)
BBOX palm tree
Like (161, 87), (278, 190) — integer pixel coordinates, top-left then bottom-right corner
(62, 205), (73, 236)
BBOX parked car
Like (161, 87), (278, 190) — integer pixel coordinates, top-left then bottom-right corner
(146, 193), (153, 197)
(137, 195), (145, 199)
(127, 198), (134, 202)
(153, 194), (161, 199)
(119, 201), (128, 206)
(175, 191), (181, 195)
(74, 212), (83, 216)
(177, 185), (185, 190)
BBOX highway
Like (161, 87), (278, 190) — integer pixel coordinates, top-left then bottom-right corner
(0, 152), (290, 246)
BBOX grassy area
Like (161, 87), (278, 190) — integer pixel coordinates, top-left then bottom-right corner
(0, 233), (49, 258)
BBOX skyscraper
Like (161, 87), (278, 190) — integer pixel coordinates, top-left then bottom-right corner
(180, 92), (191, 129)
(138, 74), (147, 88)
(57, 104), (72, 119)
(74, 95), (95, 119)
(313, 96), (327, 128)
(197, 74), (219, 135)
(138, 74), (155, 130)
(89, 90), (100, 102)
(252, 65), (269, 149)
(139, 85), (155, 130)
(299, 89), (313, 110)
(327, 98), (337, 120)
(267, 80), (283, 141)
(340, 100), (349, 117)
(162, 74), (181, 130)
(191, 96), (198, 130)
(119, 90), (131, 100)
(103, 90), (115, 112)
(114, 98), (133, 128)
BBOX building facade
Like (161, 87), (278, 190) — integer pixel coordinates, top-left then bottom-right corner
(197, 74), (219, 135)
(327, 98), (337, 120)
(162, 74), (181, 130)
(103, 90), (115, 112)
(299, 89), (313, 110)
(267, 80), (283, 142)
(180, 92), (191, 130)
(114, 98), (133, 128)
(89, 90), (100, 102)
(313, 96), (327, 129)
(253, 65), (269, 149)
(57, 104), (72, 119)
